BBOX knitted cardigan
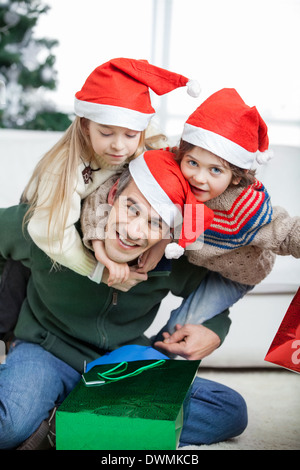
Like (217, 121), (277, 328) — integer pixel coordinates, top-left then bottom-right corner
(81, 178), (300, 286)
(81, 175), (118, 250)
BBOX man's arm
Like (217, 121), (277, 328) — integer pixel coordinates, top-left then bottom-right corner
(0, 204), (32, 266)
(154, 256), (232, 361)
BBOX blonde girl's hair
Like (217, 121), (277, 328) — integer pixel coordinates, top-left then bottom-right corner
(22, 117), (166, 248)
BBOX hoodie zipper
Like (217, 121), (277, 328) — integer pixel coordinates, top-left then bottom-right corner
(98, 269), (169, 349)
(112, 290), (118, 306)
(97, 289), (118, 349)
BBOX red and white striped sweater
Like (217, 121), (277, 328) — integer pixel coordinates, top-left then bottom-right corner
(187, 180), (300, 285)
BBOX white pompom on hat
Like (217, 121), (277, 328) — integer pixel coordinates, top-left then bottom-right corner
(129, 150), (214, 258)
(74, 58), (201, 131)
(182, 88), (273, 169)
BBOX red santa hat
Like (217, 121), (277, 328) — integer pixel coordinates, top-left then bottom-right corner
(75, 57), (200, 131)
(182, 88), (273, 169)
(129, 150), (214, 258)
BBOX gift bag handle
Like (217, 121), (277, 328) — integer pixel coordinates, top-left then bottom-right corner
(97, 360), (166, 383)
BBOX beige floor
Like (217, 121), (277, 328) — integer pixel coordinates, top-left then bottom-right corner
(180, 368), (300, 450)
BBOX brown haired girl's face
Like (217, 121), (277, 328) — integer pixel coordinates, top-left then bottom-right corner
(180, 146), (238, 202)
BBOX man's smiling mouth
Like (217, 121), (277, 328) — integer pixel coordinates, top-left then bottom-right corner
(118, 233), (138, 248)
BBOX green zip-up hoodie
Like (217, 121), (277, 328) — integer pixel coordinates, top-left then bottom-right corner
(0, 204), (231, 372)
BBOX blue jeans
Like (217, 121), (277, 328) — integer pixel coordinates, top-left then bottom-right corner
(156, 271), (253, 338)
(0, 341), (247, 449)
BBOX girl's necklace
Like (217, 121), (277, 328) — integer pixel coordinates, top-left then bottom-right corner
(81, 160), (101, 184)
(81, 154), (127, 184)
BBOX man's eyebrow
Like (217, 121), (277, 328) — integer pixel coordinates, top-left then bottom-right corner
(127, 197), (163, 229)
(127, 197), (139, 206)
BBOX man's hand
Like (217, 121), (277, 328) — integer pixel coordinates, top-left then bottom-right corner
(154, 323), (221, 360)
(101, 266), (148, 292)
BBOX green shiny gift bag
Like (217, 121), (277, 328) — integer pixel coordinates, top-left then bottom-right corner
(56, 359), (200, 450)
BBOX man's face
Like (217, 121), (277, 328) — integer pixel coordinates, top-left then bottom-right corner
(105, 180), (169, 263)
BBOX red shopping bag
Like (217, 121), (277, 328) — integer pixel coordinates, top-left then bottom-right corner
(265, 288), (300, 373)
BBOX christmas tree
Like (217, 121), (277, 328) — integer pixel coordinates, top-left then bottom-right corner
(0, 0), (72, 130)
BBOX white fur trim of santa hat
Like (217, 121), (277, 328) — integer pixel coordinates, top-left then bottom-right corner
(74, 98), (154, 131)
(182, 123), (274, 169)
(182, 123), (257, 169)
(129, 154), (182, 227)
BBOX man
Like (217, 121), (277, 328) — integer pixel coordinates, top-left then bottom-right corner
(0, 152), (247, 449)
